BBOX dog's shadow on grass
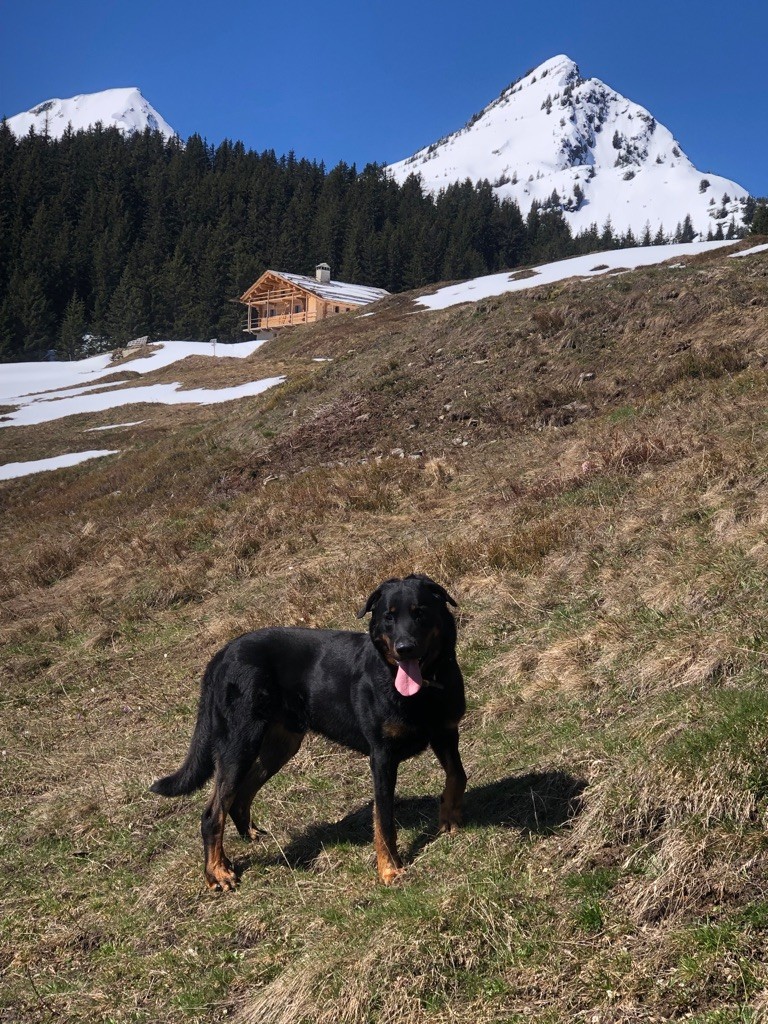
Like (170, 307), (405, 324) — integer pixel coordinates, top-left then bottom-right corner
(238, 770), (586, 877)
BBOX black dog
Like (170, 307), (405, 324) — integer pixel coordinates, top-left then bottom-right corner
(150, 574), (466, 889)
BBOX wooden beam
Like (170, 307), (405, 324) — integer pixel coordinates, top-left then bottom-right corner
(240, 271), (319, 306)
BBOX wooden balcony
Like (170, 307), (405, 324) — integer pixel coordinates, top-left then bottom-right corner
(243, 304), (319, 332)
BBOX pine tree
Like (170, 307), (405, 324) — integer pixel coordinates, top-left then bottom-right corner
(17, 272), (55, 356)
(106, 265), (150, 345)
(158, 249), (198, 338)
(59, 292), (86, 358)
(680, 214), (696, 243)
(0, 292), (19, 359)
(751, 202), (768, 236)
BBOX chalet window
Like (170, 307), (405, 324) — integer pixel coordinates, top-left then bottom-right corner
(334, 305), (339, 313)
(294, 304), (303, 313)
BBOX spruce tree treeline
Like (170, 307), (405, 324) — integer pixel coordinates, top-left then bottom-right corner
(0, 121), (678, 360)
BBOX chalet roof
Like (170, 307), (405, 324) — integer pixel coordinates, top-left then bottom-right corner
(241, 270), (389, 306)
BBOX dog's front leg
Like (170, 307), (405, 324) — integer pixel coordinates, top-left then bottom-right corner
(369, 750), (403, 884)
(430, 728), (467, 834)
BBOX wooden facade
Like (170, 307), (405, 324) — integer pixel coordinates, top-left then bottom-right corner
(239, 266), (388, 334)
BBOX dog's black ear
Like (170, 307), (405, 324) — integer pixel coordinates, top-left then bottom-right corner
(357, 577), (402, 618)
(356, 586), (382, 619)
(410, 574), (458, 608)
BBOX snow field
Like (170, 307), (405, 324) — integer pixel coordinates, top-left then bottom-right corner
(0, 340), (283, 479)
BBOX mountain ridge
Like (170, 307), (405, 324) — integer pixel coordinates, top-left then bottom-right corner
(6, 86), (177, 141)
(7, 62), (751, 241)
(387, 55), (750, 239)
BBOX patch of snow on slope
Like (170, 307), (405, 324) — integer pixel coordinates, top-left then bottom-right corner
(0, 340), (280, 429)
(3, 379), (285, 428)
(416, 240), (737, 311)
(0, 340), (265, 407)
(0, 450), (119, 481)
(85, 421), (145, 432)
(729, 243), (768, 259)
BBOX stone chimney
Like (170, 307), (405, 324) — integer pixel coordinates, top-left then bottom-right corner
(315, 262), (331, 284)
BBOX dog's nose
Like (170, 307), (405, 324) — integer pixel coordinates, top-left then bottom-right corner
(394, 640), (418, 659)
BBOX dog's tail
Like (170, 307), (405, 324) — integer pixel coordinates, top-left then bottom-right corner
(150, 665), (216, 797)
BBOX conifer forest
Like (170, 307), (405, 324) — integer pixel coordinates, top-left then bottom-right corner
(0, 122), (759, 360)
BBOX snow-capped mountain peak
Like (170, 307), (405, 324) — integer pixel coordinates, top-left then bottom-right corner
(6, 87), (176, 142)
(387, 56), (749, 239)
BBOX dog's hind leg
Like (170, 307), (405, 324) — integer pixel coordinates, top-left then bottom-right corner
(201, 785), (238, 891)
(229, 723), (304, 840)
(430, 728), (467, 834)
(201, 723), (269, 891)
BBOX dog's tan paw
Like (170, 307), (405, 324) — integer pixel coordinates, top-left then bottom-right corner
(241, 824), (267, 842)
(439, 811), (462, 835)
(205, 860), (238, 892)
(379, 864), (406, 885)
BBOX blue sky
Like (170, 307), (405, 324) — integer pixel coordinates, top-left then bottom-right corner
(1, 0), (766, 195)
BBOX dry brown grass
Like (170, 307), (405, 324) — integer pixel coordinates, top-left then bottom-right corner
(3, 245), (768, 1023)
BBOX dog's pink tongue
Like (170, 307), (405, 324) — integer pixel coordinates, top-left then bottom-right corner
(395, 659), (422, 697)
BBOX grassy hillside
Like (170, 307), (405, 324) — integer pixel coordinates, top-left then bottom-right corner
(3, 242), (768, 1023)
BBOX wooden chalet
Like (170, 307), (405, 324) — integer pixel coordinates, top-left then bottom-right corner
(239, 263), (389, 333)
